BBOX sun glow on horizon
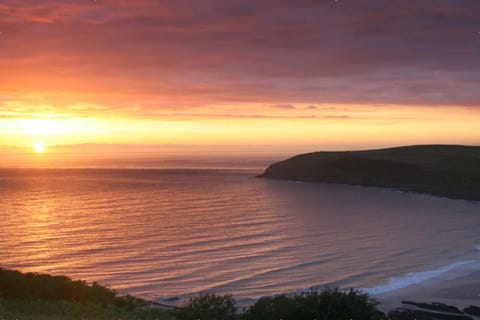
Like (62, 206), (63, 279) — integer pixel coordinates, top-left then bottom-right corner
(0, 104), (479, 158)
(33, 142), (46, 153)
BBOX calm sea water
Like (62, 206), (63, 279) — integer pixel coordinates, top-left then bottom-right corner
(1, 165), (480, 304)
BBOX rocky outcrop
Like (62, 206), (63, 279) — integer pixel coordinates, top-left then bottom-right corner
(388, 301), (480, 320)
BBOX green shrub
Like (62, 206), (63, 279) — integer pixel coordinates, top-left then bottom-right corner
(244, 287), (384, 320)
(0, 269), (386, 320)
(0, 268), (147, 308)
(174, 293), (237, 320)
(0, 298), (175, 320)
(243, 295), (297, 320)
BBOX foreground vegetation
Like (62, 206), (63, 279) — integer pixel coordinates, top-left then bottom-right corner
(0, 299), (176, 320)
(0, 268), (171, 319)
(0, 268), (385, 320)
(260, 145), (480, 201)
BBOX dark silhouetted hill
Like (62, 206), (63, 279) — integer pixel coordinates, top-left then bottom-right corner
(259, 145), (480, 201)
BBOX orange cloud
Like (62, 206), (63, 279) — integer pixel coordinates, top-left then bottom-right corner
(1, 0), (480, 154)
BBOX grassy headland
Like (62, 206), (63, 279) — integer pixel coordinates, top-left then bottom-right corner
(259, 145), (480, 201)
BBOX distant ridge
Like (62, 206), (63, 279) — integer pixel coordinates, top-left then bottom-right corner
(259, 145), (480, 201)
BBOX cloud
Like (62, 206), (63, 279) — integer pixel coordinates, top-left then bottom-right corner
(305, 105), (318, 110)
(129, 112), (351, 120)
(1, 0), (480, 116)
(271, 104), (296, 110)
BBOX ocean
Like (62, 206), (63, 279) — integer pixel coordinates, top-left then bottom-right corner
(1, 163), (480, 305)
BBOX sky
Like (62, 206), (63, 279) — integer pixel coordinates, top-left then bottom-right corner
(1, 0), (480, 164)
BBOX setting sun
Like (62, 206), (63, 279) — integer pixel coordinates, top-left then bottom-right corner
(33, 142), (46, 153)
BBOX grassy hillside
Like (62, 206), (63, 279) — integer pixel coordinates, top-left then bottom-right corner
(0, 268), (384, 320)
(0, 299), (175, 320)
(0, 268), (172, 320)
(260, 145), (480, 201)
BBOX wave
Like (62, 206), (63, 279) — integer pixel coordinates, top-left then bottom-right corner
(362, 260), (477, 295)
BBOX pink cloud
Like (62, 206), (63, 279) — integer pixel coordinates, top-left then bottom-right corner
(1, 0), (480, 118)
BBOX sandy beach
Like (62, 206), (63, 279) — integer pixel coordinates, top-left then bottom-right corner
(375, 270), (480, 316)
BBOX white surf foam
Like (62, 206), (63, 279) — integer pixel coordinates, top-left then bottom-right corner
(362, 260), (477, 295)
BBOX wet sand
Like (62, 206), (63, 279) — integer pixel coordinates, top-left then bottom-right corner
(375, 271), (480, 314)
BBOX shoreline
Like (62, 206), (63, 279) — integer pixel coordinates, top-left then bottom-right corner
(259, 175), (480, 203)
(4, 264), (480, 319)
(373, 268), (480, 314)
(155, 259), (480, 312)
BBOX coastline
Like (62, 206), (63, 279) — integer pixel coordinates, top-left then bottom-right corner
(373, 268), (480, 314)
(4, 264), (480, 319)
(259, 175), (480, 203)
(260, 145), (480, 202)
(157, 258), (480, 312)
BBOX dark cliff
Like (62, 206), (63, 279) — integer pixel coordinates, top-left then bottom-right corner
(260, 145), (480, 201)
